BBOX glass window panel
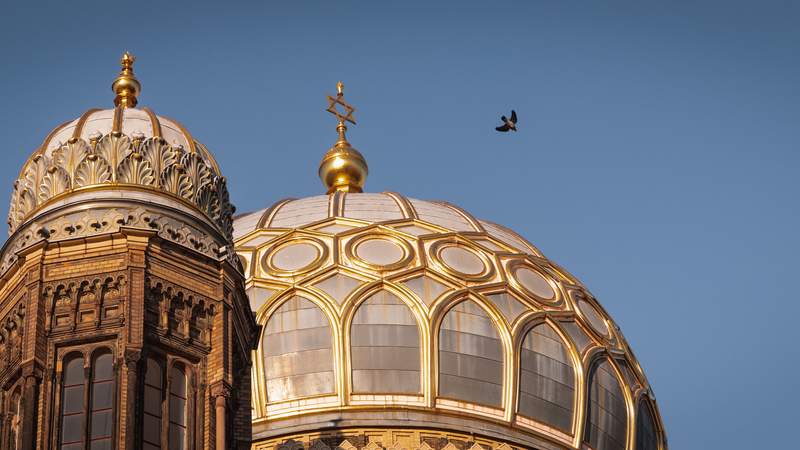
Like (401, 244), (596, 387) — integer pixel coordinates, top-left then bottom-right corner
(263, 297), (335, 401)
(64, 357), (85, 386)
(584, 359), (627, 450)
(170, 367), (186, 396)
(438, 300), (503, 407)
(143, 414), (162, 445)
(61, 413), (85, 442)
(351, 290), (421, 394)
(143, 358), (164, 449)
(518, 323), (575, 432)
(92, 353), (114, 380)
(63, 386), (85, 414)
(90, 410), (113, 438)
(146, 359), (163, 388)
(636, 401), (659, 450)
(91, 381), (113, 410)
(90, 439), (112, 450)
(62, 444), (84, 450)
(144, 385), (162, 416)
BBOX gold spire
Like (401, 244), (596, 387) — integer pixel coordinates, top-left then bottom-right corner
(111, 52), (141, 108)
(319, 81), (368, 193)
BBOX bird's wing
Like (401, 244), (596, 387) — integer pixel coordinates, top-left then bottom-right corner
(510, 110), (517, 123)
(496, 124), (510, 132)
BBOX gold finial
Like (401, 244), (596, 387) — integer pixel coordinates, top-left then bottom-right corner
(319, 81), (368, 194)
(111, 51), (141, 108)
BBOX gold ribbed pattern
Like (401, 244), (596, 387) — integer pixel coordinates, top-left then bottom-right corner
(235, 193), (666, 450)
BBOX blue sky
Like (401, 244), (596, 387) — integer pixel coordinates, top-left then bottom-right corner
(1, 1), (798, 448)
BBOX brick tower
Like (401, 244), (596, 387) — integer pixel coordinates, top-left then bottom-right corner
(0, 53), (258, 450)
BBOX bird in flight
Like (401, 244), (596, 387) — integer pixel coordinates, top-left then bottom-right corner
(495, 110), (518, 132)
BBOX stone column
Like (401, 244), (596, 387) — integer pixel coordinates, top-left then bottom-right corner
(121, 349), (142, 450)
(211, 383), (231, 450)
(20, 371), (39, 450)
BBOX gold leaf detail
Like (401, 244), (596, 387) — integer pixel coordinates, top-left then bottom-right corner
(40, 166), (70, 202)
(160, 164), (192, 199)
(75, 154), (112, 187)
(140, 137), (177, 187)
(52, 139), (89, 180)
(117, 152), (155, 186)
(96, 133), (132, 180)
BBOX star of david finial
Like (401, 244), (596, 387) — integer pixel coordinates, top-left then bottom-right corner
(318, 81), (368, 194)
(326, 80), (356, 125)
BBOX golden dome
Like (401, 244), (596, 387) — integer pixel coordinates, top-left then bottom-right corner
(235, 192), (665, 450)
(7, 54), (233, 242)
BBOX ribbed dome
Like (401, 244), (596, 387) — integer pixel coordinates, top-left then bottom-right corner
(8, 107), (231, 236)
(235, 192), (665, 450)
(1, 55), (236, 276)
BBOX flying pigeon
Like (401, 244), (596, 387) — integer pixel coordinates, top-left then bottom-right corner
(495, 110), (518, 132)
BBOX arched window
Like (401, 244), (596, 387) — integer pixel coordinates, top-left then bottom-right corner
(58, 350), (117, 450)
(519, 323), (575, 432)
(9, 388), (21, 450)
(142, 357), (193, 450)
(263, 296), (334, 402)
(90, 352), (115, 449)
(143, 358), (163, 450)
(168, 365), (189, 450)
(350, 290), (421, 394)
(635, 400), (659, 450)
(584, 359), (628, 450)
(60, 355), (87, 450)
(438, 299), (504, 407)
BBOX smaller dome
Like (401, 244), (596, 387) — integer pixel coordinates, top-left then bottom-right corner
(7, 55), (232, 241)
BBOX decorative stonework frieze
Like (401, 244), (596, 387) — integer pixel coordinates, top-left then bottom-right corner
(145, 276), (216, 346)
(0, 204), (237, 276)
(43, 273), (126, 333)
(0, 300), (26, 376)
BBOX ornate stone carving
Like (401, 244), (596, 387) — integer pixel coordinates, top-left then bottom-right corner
(44, 273), (126, 332)
(0, 300), (26, 375)
(0, 202), (236, 276)
(8, 132), (234, 241)
(145, 277), (215, 345)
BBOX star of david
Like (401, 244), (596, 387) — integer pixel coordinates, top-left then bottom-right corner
(326, 94), (357, 125)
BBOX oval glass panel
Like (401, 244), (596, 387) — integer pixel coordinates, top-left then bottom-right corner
(440, 246), (485, 276)
(271, 243), (320, 272)
(578, 299), (609, 337)
(355, 238), (405, 267)
(514, 266), (556, 300)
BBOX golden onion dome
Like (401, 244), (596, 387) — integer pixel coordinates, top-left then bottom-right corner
(235, 192), (665, 450)
(2, 54), (235, 274)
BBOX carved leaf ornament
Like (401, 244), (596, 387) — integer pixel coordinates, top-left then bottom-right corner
(8, 132), (234, 239)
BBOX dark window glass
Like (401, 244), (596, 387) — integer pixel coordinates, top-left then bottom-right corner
(636, 400), (659, 450)
(168, 365), (188, 450)
(60, 356), (86, 449)
(143, 358), (163, 449)
(90, 353), (114, 449)
(584, 359), (628, 450)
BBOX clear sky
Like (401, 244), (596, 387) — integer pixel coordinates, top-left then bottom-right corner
(1, 1), (798, 448)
